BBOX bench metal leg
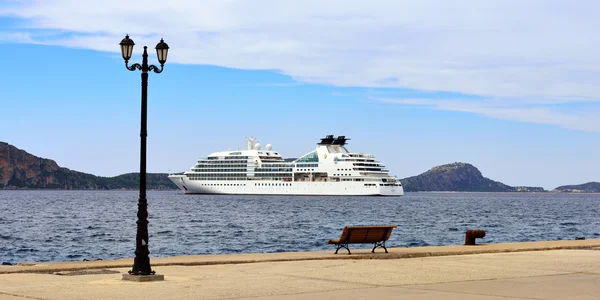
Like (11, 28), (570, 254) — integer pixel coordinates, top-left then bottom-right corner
(372, 241), (388, 253)
(334, 243), (351, 255)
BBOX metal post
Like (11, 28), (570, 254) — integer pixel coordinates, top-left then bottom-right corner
(120, 36), (166, 280)
(130, 46), (154, 275)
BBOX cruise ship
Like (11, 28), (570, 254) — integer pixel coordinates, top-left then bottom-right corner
(168, 135), (403, 196)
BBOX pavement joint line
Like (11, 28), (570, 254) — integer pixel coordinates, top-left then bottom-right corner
(266, 268), (577, 290)
(412, 272), (577, 286)
(567, 271), (600, 275)
(0, 281), (87, 291)
(213, 284), (391, 300)
(0, 291), (47, 300)
(223, 284), (539, 300)
(399, 285), (541, 300)
(390, 272), (578, 288)
(273, 272), (382, 288)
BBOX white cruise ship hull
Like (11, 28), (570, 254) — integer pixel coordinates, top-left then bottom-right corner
(168, 175), (404, 196)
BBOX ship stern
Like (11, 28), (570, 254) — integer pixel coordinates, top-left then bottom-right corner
(379, 184), (404, 196)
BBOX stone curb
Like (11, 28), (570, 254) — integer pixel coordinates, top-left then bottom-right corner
(2, 239), (599, 275)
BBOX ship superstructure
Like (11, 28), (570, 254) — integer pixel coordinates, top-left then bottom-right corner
(168, 135), (403, 196)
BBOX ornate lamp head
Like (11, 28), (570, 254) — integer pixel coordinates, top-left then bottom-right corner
(119, 34), (135, 62)
(155, 38), (169, 65)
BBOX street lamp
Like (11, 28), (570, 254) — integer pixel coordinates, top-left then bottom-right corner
(119, 34), (169, 281)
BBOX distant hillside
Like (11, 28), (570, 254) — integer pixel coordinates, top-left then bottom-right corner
(552, 182), (600, 193)
(400, 162), (546, 192)
(0, 142), (177, 190)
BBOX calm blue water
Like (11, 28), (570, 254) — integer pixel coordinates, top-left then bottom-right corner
(1, 191), (599, 264)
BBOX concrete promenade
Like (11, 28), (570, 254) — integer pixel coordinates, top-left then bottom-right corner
(1, 239), (599, 299)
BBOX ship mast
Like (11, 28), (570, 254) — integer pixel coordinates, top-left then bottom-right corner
(246, 137), (256, 150)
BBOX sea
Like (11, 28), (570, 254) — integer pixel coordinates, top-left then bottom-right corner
(1, 191), (599, 264)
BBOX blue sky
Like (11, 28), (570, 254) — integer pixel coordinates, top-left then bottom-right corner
(1, 1), (599, 190)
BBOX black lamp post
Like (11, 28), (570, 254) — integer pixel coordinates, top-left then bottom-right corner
(119, 34), (169, 277)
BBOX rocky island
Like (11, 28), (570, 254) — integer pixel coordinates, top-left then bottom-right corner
(552, 182), (600, 193)
(400, 162), (546, 192)
(0, 142), (176, 190)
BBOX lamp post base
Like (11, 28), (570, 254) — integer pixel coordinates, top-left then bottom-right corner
(122, 273), (165, 282)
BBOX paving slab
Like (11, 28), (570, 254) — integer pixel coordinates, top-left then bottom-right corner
(237, 286), (536, 300)
(241, 255), (568, 286)
(409, 273), (600, 300)
(0, 250), (598, 300)
(0, 267), (371, 300)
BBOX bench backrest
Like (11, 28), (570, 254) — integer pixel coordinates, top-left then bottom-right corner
(338, 225), (397, 243)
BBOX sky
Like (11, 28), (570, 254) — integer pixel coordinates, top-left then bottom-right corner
(1, 0), (599, 190)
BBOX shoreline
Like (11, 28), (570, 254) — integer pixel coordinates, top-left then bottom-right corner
(3, 239), (599, 275)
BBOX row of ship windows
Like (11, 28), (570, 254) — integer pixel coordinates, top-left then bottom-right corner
(338, 178), (365, 181)
(338, 159), (376, 162)
(207, 156), (250, 160)
(200, 183), (247, 186)
(189, 173), (294, 178)
(193, 169), (345, 174)
(348, 154), (373, 158)
(189, 172), (248, 176)
(190, 178), (302, 181)
(193, 169), (248, 172)
(254, 183), (292, 187)
(196, 182), (398, 188)
(189, 173), (387, 179)
(196, 183), (400, 188)
(196, 162), (381, 169)
(195, 164), (248, 168)
(255, 168), (293, 172)
(192, 167), (382, 173)
(189, 175), (294, 179)
(199, 160), (249, 164)
(258, 156), (284, 161)
(190, 179), (399, 186)
(254, 174), (293, 178)
(258, 164), (292, 168)
(297, 163), (318, 168)
(188, 171), (390, 177)
(195, 182), (399, 186)
(193, 178), (243, 181)
(195, 166), (309, 171)
(353, 163), (382, 167)
(189, 178), (248, 181)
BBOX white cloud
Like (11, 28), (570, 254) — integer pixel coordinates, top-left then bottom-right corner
(3, 1), (600, 113)
(0, 31), (35, 43)
(379, 98), (600, 132)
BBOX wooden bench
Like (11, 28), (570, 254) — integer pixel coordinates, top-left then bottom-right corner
(328, 225), (397, 254)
